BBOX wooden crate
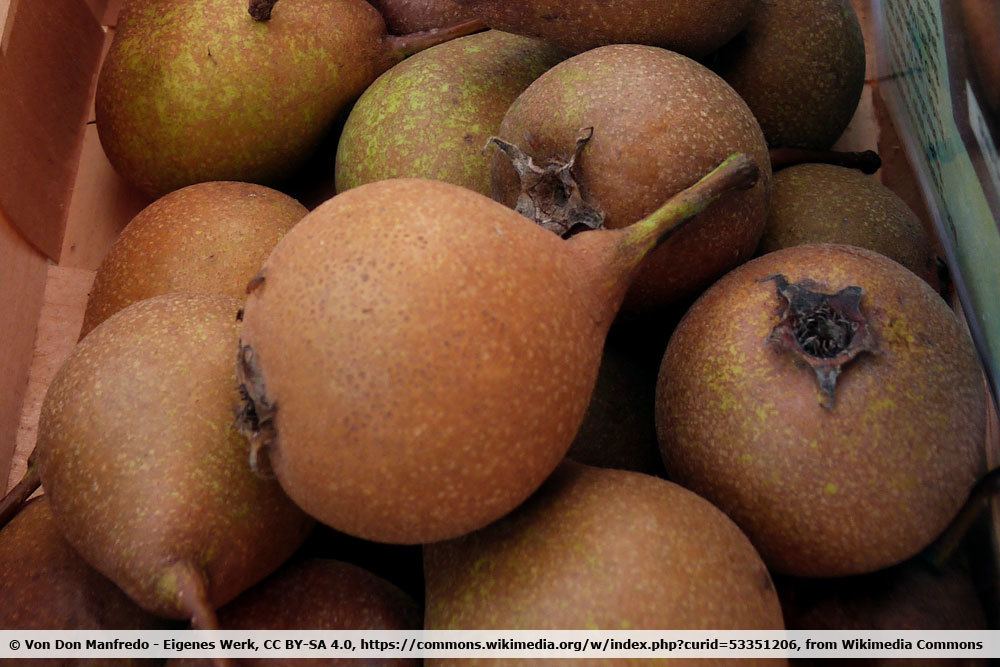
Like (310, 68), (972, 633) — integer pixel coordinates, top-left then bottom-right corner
(1, 0), (997, 598)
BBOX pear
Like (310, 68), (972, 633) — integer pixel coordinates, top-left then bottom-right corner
(454, 0), (754, 57)
(166, 559), (420, 667)
(236, 155), (759, 544)
(368, 0), (473, 34)
(490, 44), (771, 311)
(0, 497), (165, 667)
(424, 461), (786, 667)
(32, 294), (314, 628)
(758, 164), (935, 284)
(655, 244), (985, 576)
(96, 0), (482, 195)
(82, 181), (307, 337)
(336, 30), (567, 196)
(713, 0), (866, 149)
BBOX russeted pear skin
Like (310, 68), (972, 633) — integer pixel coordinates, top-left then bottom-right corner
(454, 0), (754, 57)
(167, 559), (420, 667)
(758, 164), (935, 283)
(82, 182), (307, 337)
(238, 159), (759, 544)
(96, 0), (478, 196)
(424, 462), (786, 667)
(336, 31), (567, 196)
(0, 497), (164, 667)
(656, 245), (985, 577)
(239, 180), (608, 544)
(493, 45), (771, 310)
(37, 293), (314, 621)
(368, 0), (473, 33)
(714, 0), (866, 149)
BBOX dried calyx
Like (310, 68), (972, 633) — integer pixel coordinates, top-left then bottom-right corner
(236, 344), (276, 478)
(487, 127), (605, 238)
(765, 274), (876, 409)
(249, 0), (279, 22)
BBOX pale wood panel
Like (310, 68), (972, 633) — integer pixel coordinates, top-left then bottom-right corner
(0, 214), (48, 490)
(0, 0), (105, 260)
(5, 266), (94, 492)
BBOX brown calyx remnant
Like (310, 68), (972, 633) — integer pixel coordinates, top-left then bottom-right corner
(487, 127), (605, 238)
(764, 274), (877, 409)
(248, 0), (279, 22)
(236, 344), (276, 478)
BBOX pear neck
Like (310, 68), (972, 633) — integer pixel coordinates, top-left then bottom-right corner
(565, 153), (760, 322)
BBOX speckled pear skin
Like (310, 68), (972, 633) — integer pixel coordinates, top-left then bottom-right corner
(96, 0), (390, 196)
(167, 559), (420, 667)
(714, 0), (865, 150)
(656, 244), (985, 577)
(453, 0), (754, 57)
(336, 31), (567, 196)
(493, 45), (771, 311)
(36, 294), (314, 619)
(424, 462), (786, 667)
(0, 498), (165, 666)
(758, 165), (935, 284)
(368, 0), (472, 33)
(81, 182), (307, 338)
(239, 178), (637, 545)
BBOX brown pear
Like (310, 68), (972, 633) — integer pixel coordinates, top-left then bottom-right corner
(758, 164), (935, 283)
(34, 294), (314, 627)
(237, 155), (759, 544)
(82, 181), (307, 337)
(166, 559), (420, 667)
(368, 0), (473, 33)
(713, 0), (866, 149)
(454, 0), (754, 57)
(424, 461), (786, 667)
(656, 245), (985, 576)
(490, 44), (771, 311)
(0, 497), (165, 667)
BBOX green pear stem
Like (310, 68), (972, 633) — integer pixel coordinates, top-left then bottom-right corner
(621, 153), (760, 266)
(0, 465), (40, 529)
(385, 19), (488, 60)
(248, 0), (278, 21)
(923, 466), (1000, 570)
(769, 147), (882, 174)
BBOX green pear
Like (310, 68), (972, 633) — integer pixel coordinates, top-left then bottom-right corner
(96, 0), (480, 196)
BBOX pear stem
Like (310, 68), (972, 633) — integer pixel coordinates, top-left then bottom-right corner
(769, 147), (882, 174)
(385, 18), (487, 60)
(0, 465), (41, 529)
(923, 466), (1000, 570)
(173, 562), (233, 667)
(622, 153), (760, 264)
(249, 0), (278, 22)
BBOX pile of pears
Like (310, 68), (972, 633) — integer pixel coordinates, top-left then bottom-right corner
(2, 0), (994, 662)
